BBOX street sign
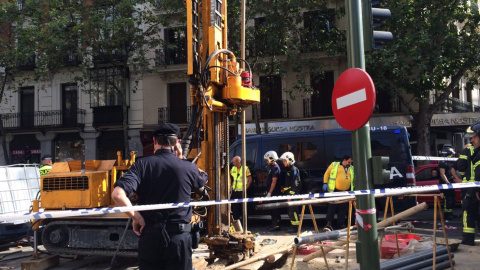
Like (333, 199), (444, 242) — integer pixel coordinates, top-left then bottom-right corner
(332, 68), (376, 131)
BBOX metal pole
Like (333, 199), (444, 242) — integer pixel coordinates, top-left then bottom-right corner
(240, 0), (247, 235)
(241, 109), (247, 233)
(346, 0), (379, 269)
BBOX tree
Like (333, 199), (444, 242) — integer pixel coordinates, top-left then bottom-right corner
(0, 1), (40, 164)
(226, 0), (346, 134)
(366, 1), (480, 156)
(30, 0), (180, 159)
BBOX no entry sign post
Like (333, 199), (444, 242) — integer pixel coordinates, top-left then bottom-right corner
(341, 1), (380, 269)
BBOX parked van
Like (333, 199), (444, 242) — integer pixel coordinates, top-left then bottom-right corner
(229, 125), (416, 212)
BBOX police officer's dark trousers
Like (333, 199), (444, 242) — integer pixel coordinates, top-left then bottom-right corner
(138, 223), (192, 270)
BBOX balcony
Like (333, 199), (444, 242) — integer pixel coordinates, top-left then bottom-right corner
(442, 97), (480, 113)
(258, 100), (289, 119)
(93, 106), (124, 127)
(16, 55), (36, 71)
(158, 106), (191, 124)
(155, 48), (187, 66)
(63, 54), (81, 66)
(0, 109), (86, 131)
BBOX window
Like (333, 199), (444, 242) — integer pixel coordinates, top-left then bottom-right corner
(90, 67), (125, 107)
(259, 75), (283, 119)
(310, 71), (334, 117)
(20, 87), (34, 127)
(163, 28), (187, 65)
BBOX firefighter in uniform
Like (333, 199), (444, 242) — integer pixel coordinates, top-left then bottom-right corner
(438, 147), (456, 220)
(230, 156), (252, 221)
(279, 152), (301, 233)
(39, 154), (53, 175)
(455, 121), (480, 246)
(112, 123), (208, 270)
(323, 155), (354, 231)
(264, 150), (281, 231)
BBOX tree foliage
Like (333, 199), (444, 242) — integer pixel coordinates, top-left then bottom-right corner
(366, 0), (480, 155)
(0, 0), (181, 160)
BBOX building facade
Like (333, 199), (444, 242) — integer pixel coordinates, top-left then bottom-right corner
(1, 1), (479, 164)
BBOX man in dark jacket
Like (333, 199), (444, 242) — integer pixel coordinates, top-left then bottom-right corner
(112, 123), (208, 270)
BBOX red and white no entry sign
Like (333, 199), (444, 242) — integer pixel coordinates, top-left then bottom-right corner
(331, 68), (376, 131)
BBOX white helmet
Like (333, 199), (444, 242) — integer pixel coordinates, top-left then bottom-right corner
(280, 152), (295, 166)
(264, 150), (278, 162)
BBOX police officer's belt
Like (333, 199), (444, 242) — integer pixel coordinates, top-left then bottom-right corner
(164, 223), (192, 233)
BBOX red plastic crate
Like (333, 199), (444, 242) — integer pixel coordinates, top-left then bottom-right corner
(380, 241), (406, 259)
(384, 234), (421, 245)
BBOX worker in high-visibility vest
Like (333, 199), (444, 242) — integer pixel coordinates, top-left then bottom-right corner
(322, 155), (354, 231)
(39, 154), (53, 175)
(230, 156), (252, 222)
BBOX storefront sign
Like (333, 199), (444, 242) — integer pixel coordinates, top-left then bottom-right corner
(12, 149), (41, 155)
(241, 112), (480, 134)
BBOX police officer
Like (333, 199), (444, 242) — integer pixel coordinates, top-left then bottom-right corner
(112, 123), (208, 270)
(322, 155), (354, 231)
(455, 122), (480, 246)
(279, 152), (301, 233)
(264, 150), (281, 231)
(39, 154), (53, 175)
(230, 156), (252, 221)
(438, 147), (456, 220)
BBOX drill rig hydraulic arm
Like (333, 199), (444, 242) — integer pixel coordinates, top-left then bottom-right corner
(182, 0), (260, 262)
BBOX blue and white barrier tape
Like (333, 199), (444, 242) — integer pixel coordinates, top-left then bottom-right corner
(1, 182), (479, 223)
(412, 156), (457, 162)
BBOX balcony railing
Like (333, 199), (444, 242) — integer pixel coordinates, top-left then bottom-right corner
(63, 54), (81, 66)
(158, 106), (191, 124)
(442, 97), (480, 113)
(155, 48), (187, 66)
(303, 98), (312, 117)
(16, 55), (36, 70)
(258, 100), (289, 119)
(0, 109), (86, 130)
(93, 106), (124, 127)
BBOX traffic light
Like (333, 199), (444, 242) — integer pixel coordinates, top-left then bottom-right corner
(371, 156), (390, 185)
(363, 0), (393, 51)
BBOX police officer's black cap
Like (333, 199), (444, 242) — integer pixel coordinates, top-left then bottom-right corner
(41, 154), (53, 160)
(153, 123), (180, 136)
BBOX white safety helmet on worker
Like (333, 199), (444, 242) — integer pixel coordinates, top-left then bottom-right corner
(280, 152), (295, 166)
(264, 150), (278, 164)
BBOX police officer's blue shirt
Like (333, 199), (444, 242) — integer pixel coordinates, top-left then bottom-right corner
(114, 149), (208, 224)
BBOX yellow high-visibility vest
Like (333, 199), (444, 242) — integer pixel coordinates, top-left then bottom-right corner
(327, 162), (354, 192)
(230, 166), (251, 191)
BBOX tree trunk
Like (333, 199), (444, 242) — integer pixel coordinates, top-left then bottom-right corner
(122, 69), (130, 160)
(415, 99), (434, 157)
(0, 119), (10, 165)
(0, 72), (11, 165)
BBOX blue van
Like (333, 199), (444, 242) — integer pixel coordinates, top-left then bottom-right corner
(229, 125), (416, 211)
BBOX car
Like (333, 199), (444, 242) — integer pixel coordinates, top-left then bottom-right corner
(414, 164), (461, 204)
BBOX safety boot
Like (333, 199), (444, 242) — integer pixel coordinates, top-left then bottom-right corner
(322, 221), (333, 232)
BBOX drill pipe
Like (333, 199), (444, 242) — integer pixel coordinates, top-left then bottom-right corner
(295, 223), (410, 245)
(255, 196), (355, 210)
(303, 202), (428, 262)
